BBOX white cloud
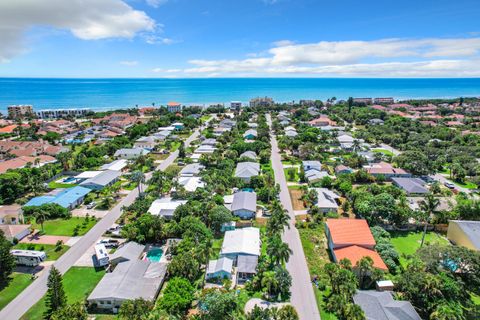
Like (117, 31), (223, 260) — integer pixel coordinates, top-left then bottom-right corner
(144, 35), (179, 45)
(0, 0), (156, 62)
(179, 37), (480, 77)
(120, 60), (139, 66)
(146, 0), (168, 8)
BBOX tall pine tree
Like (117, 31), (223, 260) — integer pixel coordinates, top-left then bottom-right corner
(0, 229), (15, 284)
(45, 266), (66, 319)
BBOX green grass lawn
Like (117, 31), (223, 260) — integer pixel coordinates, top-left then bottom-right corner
(210, 238), (223, 259)
(200, 115), (211, 123)
(123, 182), (137, 190)
(298, 224), (337, 319)
(372, 149), (394, 156)
(47, 177), (78, 189)
(453, 180), (478, 189)
(0, 273), (32, 311)
(13, 243), (69, 261)
(33, 217), (96, 236)
(21, 267), (106, 320)
(389, 231), (449, 266)
(284, 167), (300, 182)
(170, 141), (181, 151)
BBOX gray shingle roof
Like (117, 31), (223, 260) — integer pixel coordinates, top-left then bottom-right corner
(239, 151), (257, 160)
(110, 242), (145, 264)
(353, 290), (421, 320)
(237, 255), (258, 274)
(235, 162), (260, 178)
(392, 178), (428, 194)
(88, 260), (166, 301)
(231, 191), (257, 212)
(80, 170), (121, 188)
(207, 257), (233, 274)
(179, 163), (205, 176)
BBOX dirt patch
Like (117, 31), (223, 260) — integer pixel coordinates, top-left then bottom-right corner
(21, 234), (71, 245)
(289, 189), (306, 210)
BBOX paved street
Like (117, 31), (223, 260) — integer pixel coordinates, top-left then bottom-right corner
(267, 115), (321, 320)
(431, 173), (474, 194)
(0, 123), (207, 320)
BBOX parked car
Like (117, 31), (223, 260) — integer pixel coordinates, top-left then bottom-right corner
(97, 239), (119, 248)
(444, 182), (455, 189)
(87, 202), (96, 209)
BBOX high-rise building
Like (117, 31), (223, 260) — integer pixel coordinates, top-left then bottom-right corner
(249, 97), (274, 108)
(230, 101), (242, 110)
(8, 105), (34, 119)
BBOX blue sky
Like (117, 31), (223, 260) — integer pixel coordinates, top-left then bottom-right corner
(0, 0), (480, 77)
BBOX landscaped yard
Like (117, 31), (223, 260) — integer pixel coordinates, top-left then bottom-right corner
(21, 267), (106, 320)
(13, 243), (69, 261)
(389, 231), (449, 266)
(0, 273), (32, 311)
(200, 115), (211, 123)
(33, 217), (96, 236)
(47, 177), (78, 189)
(453, 179), (478, 189)
(372, 149), (394, 156)
(298, 224), (337, 319)
(284, 167), (300, 182)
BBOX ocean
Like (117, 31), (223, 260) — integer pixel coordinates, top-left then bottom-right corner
(1, 78), (479, 113)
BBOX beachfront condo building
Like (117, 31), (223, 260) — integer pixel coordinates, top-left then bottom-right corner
(8, 105), (34, 119)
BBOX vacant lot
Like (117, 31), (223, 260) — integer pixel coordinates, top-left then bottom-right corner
(0, 273), (32, 311)
(33, 217), (96, 236)
(22, 267), (106, 320)
(390, 231), (449, 266)
(288, 188), (306, 210)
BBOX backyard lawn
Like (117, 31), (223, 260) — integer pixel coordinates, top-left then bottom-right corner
(47, 177), (78, 189)
(33, 217), (96, 236)
(284, 167), (300, 182)
(372, 149), (394, 157)
(200, 115), (211, 123)
(21, 267), (106, 320)
(13, 243), (69, 261)
(0, 273), (32, 311)
(389, 231), (449, 266)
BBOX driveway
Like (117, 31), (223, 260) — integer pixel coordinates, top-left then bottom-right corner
(71, 208), (110, 218)
(20, 234), (71, 245)
(431, 173), (475, 195)
(267, 114), (321, 320)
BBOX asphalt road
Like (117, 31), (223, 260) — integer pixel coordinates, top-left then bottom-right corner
(0, 124), (206, 320)
(267, 115), (321, 320)
(430, 173), (474, 194)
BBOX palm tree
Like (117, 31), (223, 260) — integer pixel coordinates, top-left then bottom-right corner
(267, 236), (292, 265)
(352, 139), (361, 152)
(130, 171), (145, 194)
(34, 209), (49, 233)
(261, 271), (279, 299)
(419, 193), (440, 248)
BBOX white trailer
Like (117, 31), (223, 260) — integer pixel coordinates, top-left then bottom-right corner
(11, 249), (46, 267)
(94, 244), (110, 267)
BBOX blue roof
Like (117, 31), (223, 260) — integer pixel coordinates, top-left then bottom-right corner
(25, 186), (91, 209)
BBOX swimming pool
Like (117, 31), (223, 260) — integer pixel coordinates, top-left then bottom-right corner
(63, 177), (77, 183)
(146, 248), (163, 262)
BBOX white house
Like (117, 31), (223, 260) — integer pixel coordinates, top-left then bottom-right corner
(114, 148), (150, 160)
(148, 197), (187, 219)
(231, 191), (257, 219)
(220, 227), (261, 263)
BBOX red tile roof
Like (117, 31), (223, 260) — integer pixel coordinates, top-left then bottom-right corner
(326, 219), (376, 248)
(334, 245), (388, 270)
(0, 125), (18, 134)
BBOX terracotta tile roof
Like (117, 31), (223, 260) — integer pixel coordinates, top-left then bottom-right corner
(0, 224), (30, 239)
(334, 245), (388, 270)
(370, 105), (387, 111)
(326, 218), (376, 248)
(0, 155), (56, 174)
(0, 125), (18, 134)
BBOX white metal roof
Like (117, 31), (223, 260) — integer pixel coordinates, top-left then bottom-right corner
(220, 227), (260, 257)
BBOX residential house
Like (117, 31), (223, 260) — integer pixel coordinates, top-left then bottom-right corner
(109, 241), (145, 266)
(243, 129), (258, 140)
(335, 165), (353, 175)
(303, 160), (322, 172)
(179, 163), (205, 177)
(447, 220), (480, 251)
(177, 176), (205, 192)
(134, 136), (157, 150)
(206, 257), (233, 280)
(353, 291), (421, 320)
(0, 155), (57, 174)
(80, 170), (122, 191)
(313, 188), (340, 213)
(220, 227), (261, 263)
(237, 255), (258, 283)
(100, 159), (128, 171)
(194, 145), (216, 154)
(305, 170), (330, 184)
(235, 162), (260, 183)
(239, 151), (257, 160)
(325, 219), (387, 270)
(0, 205), (24, 224)
(114, 148), (150, 160)
(167, 102), (182, 113)
(87, 256), (167, 313)
(172, 122), (184, 130)
(0, 224), (31, 242)
(285, 128), (298, 137)
(25, 186), (91, 210)
(308, 115), (336, 127)
(368, 119), (384, 125)
(392, 178), (428, 195)
(231, 191), (257, 219)
(364, 162), (411, 180)
(201, 138), (217, 146)
(148, 197), (187, 219)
